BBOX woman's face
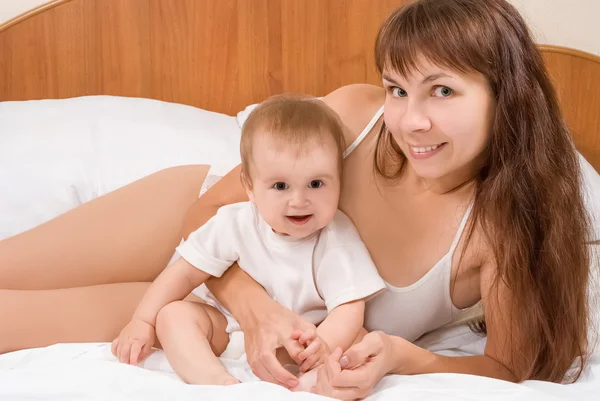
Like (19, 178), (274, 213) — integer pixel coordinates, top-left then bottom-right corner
(382, 58), (496, 184)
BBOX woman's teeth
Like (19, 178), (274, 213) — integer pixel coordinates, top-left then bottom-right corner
(411, 144), (441, 153)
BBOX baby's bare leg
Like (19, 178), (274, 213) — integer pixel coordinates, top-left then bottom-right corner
(155, 300), (238, 385)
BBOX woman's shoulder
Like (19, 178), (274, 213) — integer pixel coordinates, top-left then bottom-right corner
(321, 84), (385, 145)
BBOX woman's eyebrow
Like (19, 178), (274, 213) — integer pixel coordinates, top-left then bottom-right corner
(383, 73), (452, 85)
(382, 74), (400, 85)
(421, 73), (452, 84)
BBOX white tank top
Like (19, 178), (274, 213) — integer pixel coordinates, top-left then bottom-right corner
(345, 106), (474, 342)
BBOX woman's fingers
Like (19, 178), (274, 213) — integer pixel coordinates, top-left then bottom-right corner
(311, 349), (338, 394)
(283, 337), (308, 365)
(326, 347), (344, 379)
(263, 352), (299, 388)
(332, 365), (372, 388)
(313, 349), (367, 400)
(340, 332), (381, 369)
(252, 349), (299, 388)
(315, 385), (365, 401)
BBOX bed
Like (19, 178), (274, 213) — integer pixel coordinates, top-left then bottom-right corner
(1, 0), (600, 400)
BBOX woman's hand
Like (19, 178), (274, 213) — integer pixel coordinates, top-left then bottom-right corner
(241, 299), (317, 389)
(312, 331), (399, 400)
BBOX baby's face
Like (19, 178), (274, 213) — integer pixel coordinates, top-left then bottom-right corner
(247, 134), (341, 239)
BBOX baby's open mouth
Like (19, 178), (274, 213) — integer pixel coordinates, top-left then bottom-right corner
(286, 215), (313, 225)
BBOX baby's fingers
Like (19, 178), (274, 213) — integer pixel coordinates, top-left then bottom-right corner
(111, 338), (119, 357)
(298, 329), (317, 346)
(130, 342), (143, 366)
(118, 341), (133, 364)
(298, 340), (322, 361)
(299, 352), (322, 373)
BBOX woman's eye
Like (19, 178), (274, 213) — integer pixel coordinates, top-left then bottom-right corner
(391, 87), (407, 98)
(273, 182), (288, 190)
(433, 86), (453, 97)
(309, 180), (323, 189)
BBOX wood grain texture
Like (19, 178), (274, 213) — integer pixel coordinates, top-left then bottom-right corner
(0, 2), (597, 172)
(540, 45), (600, 172)
(0, 0), (404, 114)
(0, 0), (70, 33)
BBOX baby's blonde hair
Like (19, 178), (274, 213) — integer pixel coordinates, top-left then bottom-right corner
(240, 94), (346, 187)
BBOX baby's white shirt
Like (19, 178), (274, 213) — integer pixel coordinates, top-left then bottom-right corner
(176, 202), (385, 331)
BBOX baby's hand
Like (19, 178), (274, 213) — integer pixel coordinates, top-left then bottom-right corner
(292, 329), (331, 373)
(111, 319), (156, 365)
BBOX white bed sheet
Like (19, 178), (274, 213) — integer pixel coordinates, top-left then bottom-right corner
(0, 342), (598, 400)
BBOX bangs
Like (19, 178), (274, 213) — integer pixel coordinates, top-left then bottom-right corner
(375, 0), (493, 79)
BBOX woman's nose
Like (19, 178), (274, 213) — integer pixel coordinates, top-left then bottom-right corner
(397, 100), (432, 134)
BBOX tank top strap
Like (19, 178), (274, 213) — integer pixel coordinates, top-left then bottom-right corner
(343, 105), (384, 159)
(448, 202), (474, 255)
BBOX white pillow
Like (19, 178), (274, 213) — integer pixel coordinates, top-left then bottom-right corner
(235, 102), (259, 129)
(0, 96), (242, 239)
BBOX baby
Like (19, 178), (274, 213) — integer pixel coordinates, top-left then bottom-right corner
(112, 94), (385, 389)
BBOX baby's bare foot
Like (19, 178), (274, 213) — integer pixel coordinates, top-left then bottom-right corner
(220, 375), (240, 386)
(189, 369), (240, 386)
(291, 367), (319, 393)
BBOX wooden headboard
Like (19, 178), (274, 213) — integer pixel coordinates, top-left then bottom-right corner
(540, 46), (600, 171)
(0, 0), (405, 114)
(0, 0), (598, 171)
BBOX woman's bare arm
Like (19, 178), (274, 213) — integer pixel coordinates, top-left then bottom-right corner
(388, 259), (517, 381)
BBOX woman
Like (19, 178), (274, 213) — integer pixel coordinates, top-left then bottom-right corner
(202, 0), (597, 395)
(0, 0), (597, 398)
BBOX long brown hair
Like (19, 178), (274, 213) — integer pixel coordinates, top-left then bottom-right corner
(374, 0), (592, 382)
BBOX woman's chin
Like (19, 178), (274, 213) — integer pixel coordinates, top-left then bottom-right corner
(409, 166), (447, 181)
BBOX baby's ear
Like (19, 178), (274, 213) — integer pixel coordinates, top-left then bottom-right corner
(246, 188), (255, 203)
(241, 170), (255, 202)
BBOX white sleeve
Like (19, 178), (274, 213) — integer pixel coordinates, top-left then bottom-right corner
(314, 212), (386, 312)
(175, 206), (239, 277)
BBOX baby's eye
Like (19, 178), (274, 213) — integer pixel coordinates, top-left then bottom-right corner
(273, 182), (288, 190)
(309, 180), (323, 189)
(391, 87), (407, 98)
(433, 86), (453, 97)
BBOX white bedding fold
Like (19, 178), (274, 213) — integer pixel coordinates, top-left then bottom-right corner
(1, 343), (598, 400)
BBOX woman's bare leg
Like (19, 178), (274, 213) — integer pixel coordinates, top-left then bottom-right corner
(0, 165), (209, 290)
(0, 282), (151, 354)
